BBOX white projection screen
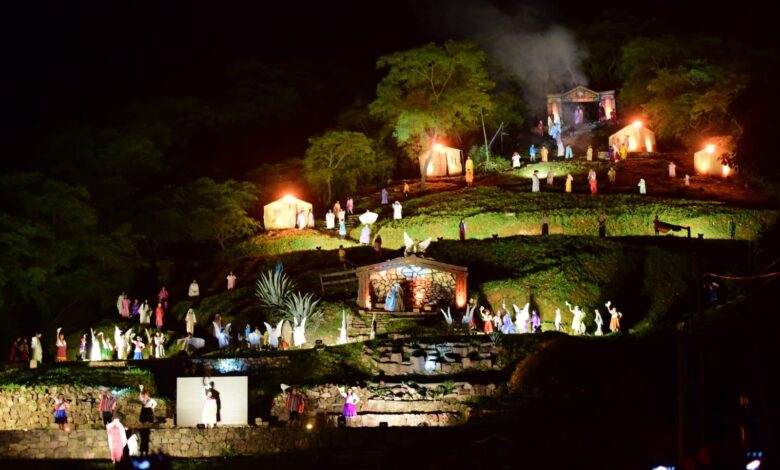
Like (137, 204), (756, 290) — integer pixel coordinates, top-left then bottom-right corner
(176, 377), (248, 426)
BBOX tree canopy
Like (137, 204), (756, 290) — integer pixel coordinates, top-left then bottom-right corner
(370, 41), (494, 187)
(303, 131), (390, 203)
(0, 173), (141, 329)
(619, 36), (749, 149)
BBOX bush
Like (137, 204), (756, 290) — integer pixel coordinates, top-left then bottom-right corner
(255, 270), (296, 321)
(478, 156), (511, 174)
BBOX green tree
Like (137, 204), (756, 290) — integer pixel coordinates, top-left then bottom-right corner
(184, 178), (261, 249)
(0, 173), (141, 330)
(642, 64), (748, 147)
(303, 131), (388, 203)
(370, 41), (494, 189)
(619, 36), (689, 108)
(148, 178), (260, 249)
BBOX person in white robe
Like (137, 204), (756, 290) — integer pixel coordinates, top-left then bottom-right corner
(127, 433), (139, 457)
(325, 210), (335, 229)
(248, 327), (263, 350)
(338, 310), (349, 345)
(594, 309), (604, 336)
(292, 316), (308, 347)
(185, 309), (197, 335)
(31, 333), (43, 365)
(557, 139), (565, 157)
(153, 332), (166, 358)
(359, 225), (371, 245)
(188, 280), (200, 298)
(114, 327), (130, 360)
(668, 162), (676, 178)
(511, 152), (521, 168)
(139, 301), (151, 325)
(296, 210), (306, 230)
(202, 389), (218, 428)
(116, 293), (125, 316)
(554, 308), (562, 331)
(546, 170), (554, 185)
(214, 323), (231, 349)
(638, 178), (647, 195)
(90, 329), (102, 361)
(226, 272), (237, 290)
(565, 302), (583, 336)
(531, 171), (540, 192)
(392, 201), (402, 220)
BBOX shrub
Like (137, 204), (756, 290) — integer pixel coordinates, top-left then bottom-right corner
(255, 270), (296, 321)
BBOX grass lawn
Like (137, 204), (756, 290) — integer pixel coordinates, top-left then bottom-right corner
(354, 188), (775, 249)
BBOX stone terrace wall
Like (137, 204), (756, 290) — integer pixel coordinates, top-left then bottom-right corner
(271, 381), (507, 427)
(0, 427), (317, 459)
(366, 339), (501, 375)
(0, 386), (172, 430)
(1, 426), (476, 459)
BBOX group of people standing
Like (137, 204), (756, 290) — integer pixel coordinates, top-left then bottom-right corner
(470, 299), (624, 337)
(116, 287), (170, 329)
(51, 386), (158, 463)
(282, 385), (360, 425)
(327, 197), (353, 239)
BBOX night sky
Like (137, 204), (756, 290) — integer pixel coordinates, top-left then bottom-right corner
(0, 0), (774, 169)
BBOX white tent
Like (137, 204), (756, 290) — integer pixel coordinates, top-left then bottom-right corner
(609, 123), (656, 153)
(419, 146), (463, 177)
(694, 145), (729, 177)
(263, 195), (313, 230)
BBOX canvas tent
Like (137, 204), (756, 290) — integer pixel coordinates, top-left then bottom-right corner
(609, 123), (656, 153)
(263, 195), (313, 230)
(694, 146), (728, 176)
(419, 146), (463, 177)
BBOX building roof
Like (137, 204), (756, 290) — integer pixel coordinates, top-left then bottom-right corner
(355, 255), (467, 275)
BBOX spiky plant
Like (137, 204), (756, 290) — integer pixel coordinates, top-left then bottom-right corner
(255, 270), (296, 321)
(283, 292), (324, 346)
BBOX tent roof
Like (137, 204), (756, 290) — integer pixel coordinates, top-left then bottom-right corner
(264, 196), (312, 208)
(609, 124), (655, 138)
(419, 146), (461, 156)
(355, 255), (467, 275)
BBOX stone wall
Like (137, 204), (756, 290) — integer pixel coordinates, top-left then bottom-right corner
(366, 339), (501, 374)
(0, 386), (171, 431)
(1, 425), (491, 460)
(0, 427), (320, 459)
(271, 381), (506, 427)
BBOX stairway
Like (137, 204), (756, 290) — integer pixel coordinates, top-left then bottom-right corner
(348, 310), (427, 338)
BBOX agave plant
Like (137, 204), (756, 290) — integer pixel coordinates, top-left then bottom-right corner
(283, 292), (324, 347)
(255, 270), (296, 320)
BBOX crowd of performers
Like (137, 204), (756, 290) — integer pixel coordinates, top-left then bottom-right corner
(459, 299), (624, 337)
(13, 311), (305, 365)
(48, 385), (160, 463)
(8, 269), (254, 364)
(281, 385), (361, 425)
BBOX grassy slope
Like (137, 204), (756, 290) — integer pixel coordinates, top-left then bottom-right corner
(424, 236), (692, 329)
(358, 185), (776, 249)
(59, 166), (771, 355)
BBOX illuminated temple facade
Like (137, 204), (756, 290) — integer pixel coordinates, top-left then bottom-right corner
(355, 255), (467, 312)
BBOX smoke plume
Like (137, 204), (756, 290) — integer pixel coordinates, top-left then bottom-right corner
(436, 2), (590, 112)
